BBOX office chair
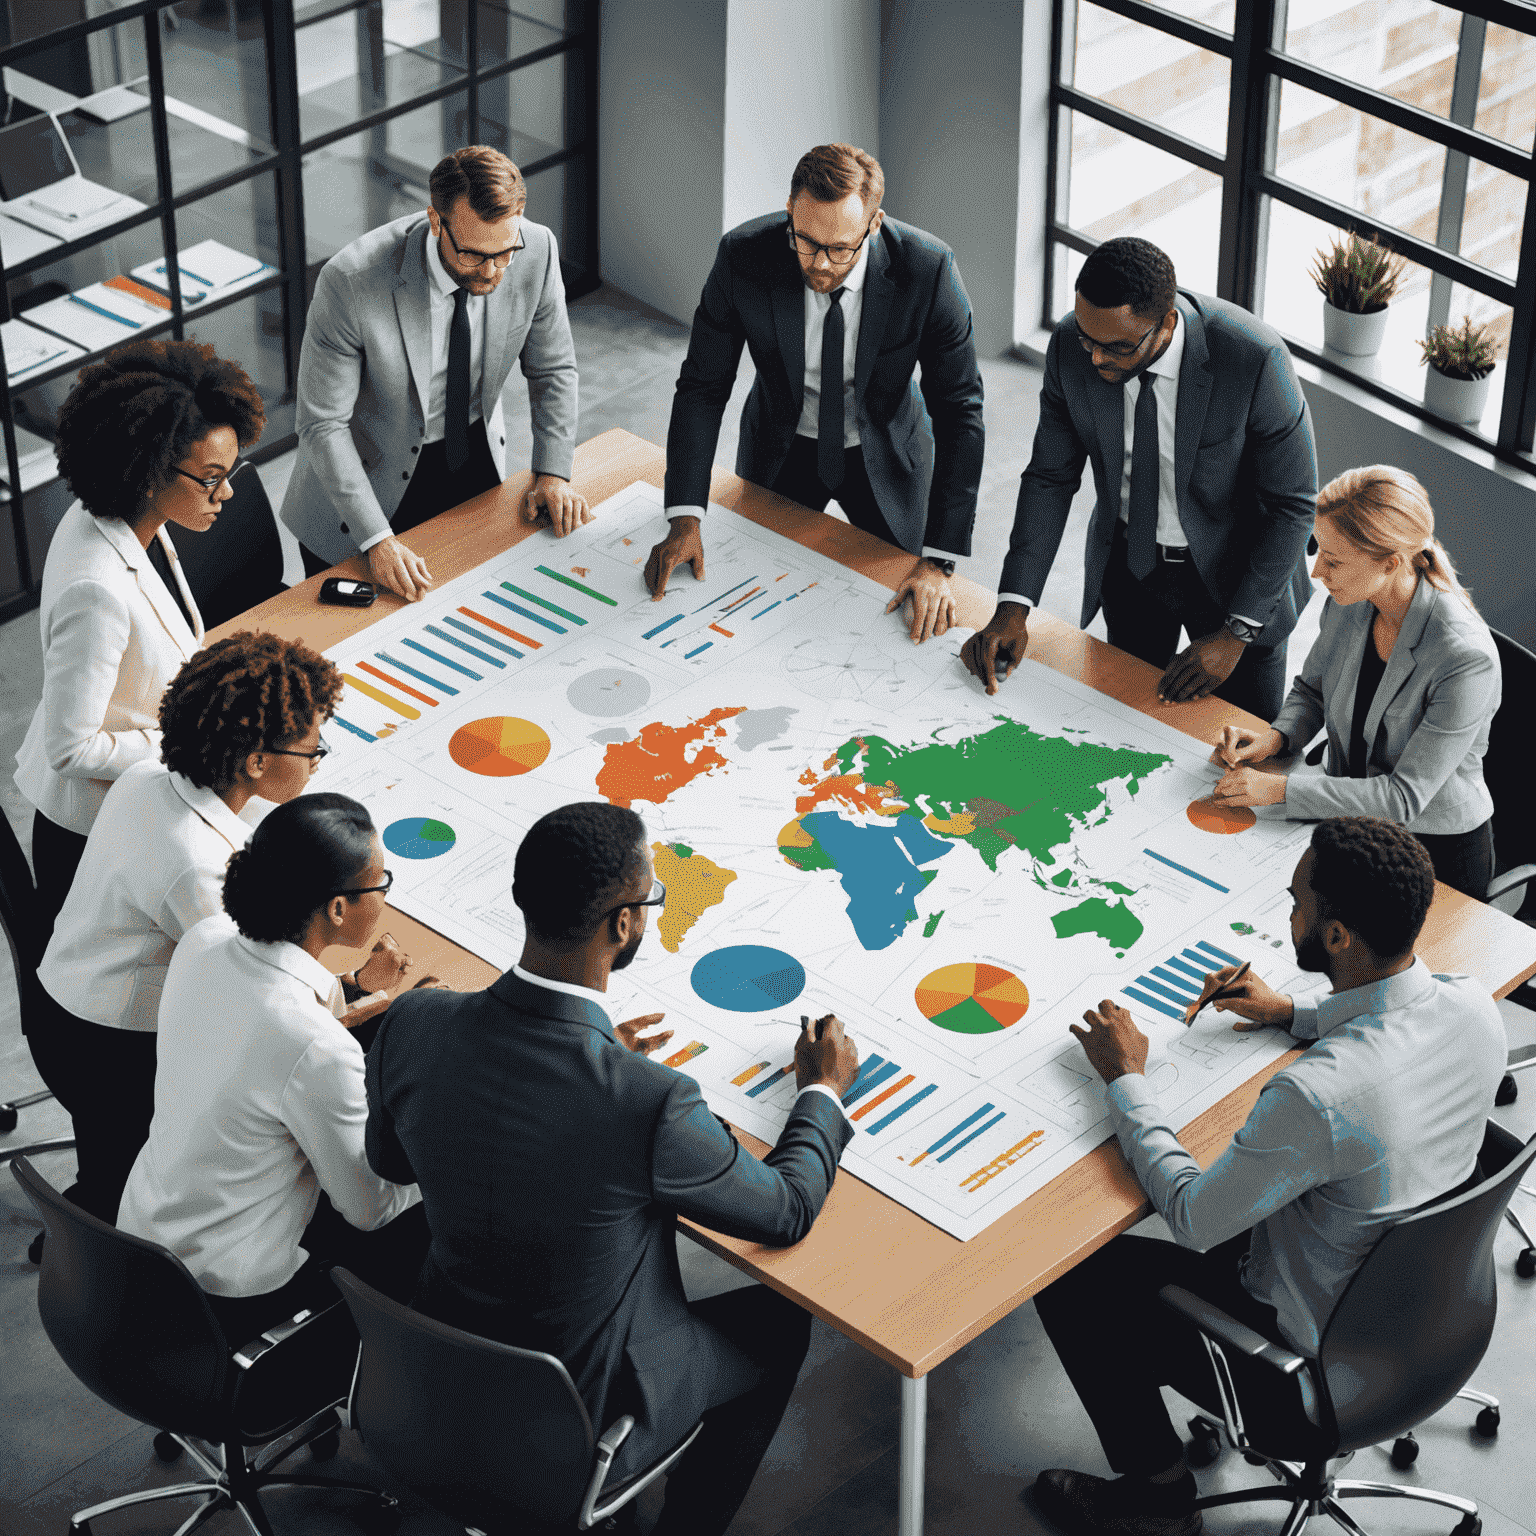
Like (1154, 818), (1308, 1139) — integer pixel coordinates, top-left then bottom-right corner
(332, 1265), (704, 1532)
(11, 1155), (395, 1536)
(1166, 1119), (1536, 1536)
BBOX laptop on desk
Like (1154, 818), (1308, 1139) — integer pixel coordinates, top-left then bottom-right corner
(0, 113), (142, 238)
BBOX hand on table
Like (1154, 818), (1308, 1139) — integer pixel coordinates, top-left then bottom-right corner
(644, 516), (705, 599)
(1158, 627), (1244, 703)
(1212, 764), (1287, 808)
(617, 1011), (675, 1056)
(367, 536), (433, 602)
(960, 601), (1029, 695)
(1212, 725), (1285, 769)
(884, 558), (955, 643)
(795, 1013), (859, 1096)
(1198, 965), (1294, 1031)
(1070, 999), (1149, 1084)
(524, 474), (592, 537)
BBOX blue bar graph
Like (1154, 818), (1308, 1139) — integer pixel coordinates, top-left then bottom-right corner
(867, 1083), (937, 1134)
(502, 582), (585, 625)
(1134, 977), (1193, 1008)
(745, 1063), (794, 1098)
(1196, 939), (1241, 966)
(1151, 966), (1204, 997)
(1123, 939), (1245, 1023)
(936, 1111), (1007, 1163)
(333, 715), (375, 742)
(442, 615), (522, 658)
(1125, 986), (1184, 1021)
(402, 638), (480, 680)
(425, 624), (505, 669)
(844, 1060), (902, 1107)
(1162, 954), (1208, 984)
(751, 599), (783, 620)
(910, 1103), (995, 1165)
(483, 589), (566, 633)
(841, 1055), (887, 1104)
(376, 651), (458, 695)
(643, 613), (684, 640)
(685, 642), (713, 659)
(1143, 849), (1230, 893)
(692, 576), (755, 614)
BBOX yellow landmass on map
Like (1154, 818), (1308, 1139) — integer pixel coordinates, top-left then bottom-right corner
(651, 841), (738, 953)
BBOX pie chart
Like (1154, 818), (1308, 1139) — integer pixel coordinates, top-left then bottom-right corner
(567, 668), (651, 717)
(1187, 797), (1257, 834)
(449, 716), (551, 777)
(915, 963), (1030, 1034)
(690, 945), (806, 1013)
(383, 817), (456, 860)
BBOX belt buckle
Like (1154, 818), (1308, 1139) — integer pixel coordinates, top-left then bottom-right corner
(1159, 543), (1189, 565)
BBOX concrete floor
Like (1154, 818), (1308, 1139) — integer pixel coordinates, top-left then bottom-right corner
(3, 283), (1533, 1536)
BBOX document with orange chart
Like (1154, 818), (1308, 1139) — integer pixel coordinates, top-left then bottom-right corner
(317, 480), (1318, 1241)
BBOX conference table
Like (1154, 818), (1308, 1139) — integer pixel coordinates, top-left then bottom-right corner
(233, 428), (1536, 1536)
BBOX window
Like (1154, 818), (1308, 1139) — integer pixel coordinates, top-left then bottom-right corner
(1047, 0), (1536, 461)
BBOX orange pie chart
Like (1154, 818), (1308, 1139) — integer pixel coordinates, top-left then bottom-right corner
(1187, 797), (1256, 834)
(449, 716), (551, 777)
(915, 963), (1030, 1034)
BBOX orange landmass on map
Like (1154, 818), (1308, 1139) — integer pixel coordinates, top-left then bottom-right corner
(597, 706), (747, 807)
(793, 769), (905, 817)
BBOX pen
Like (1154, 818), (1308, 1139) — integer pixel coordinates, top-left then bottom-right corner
(1186, 960), (1251, 1026)
(67, 293), (141, 328)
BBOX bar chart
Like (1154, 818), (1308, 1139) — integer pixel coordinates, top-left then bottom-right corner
(1122, 938), (1242, 1021)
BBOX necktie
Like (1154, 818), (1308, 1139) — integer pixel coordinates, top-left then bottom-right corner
(1126, 372), (1159, 581)
(818, 287), (847, 490)
(445, 286), (471, 474)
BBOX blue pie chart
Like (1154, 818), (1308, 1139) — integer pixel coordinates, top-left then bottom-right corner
(383, 816), (457, 860)
(690, 945), (806, 1013)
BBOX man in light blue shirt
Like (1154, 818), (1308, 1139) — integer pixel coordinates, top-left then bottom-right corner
(1030, 817), (1505, 1536)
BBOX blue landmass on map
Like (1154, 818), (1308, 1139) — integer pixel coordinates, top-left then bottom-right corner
(800, 809), (954, 950)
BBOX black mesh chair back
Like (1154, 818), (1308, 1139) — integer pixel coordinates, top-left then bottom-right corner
(1317, 1122), (1536, 1452)
(12, 1153), (233, 1442)
(332, 1265), (600, 1527)
(1486, 629), (1536, 902)
(0, 809), (46, 1016)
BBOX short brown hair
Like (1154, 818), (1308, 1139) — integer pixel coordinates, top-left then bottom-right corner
(430, 145), (526, 222)
(790, 143), (884, 212)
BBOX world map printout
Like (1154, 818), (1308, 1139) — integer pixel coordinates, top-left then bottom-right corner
(317, 481), (1317, 1241)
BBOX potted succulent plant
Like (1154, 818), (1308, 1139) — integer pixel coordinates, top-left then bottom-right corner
(1420, 315), (1499, 425)
(1310, 231), (1406, 358)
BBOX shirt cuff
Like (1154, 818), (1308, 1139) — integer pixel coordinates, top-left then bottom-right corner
(921, 545), (959, 562)
(357, 529), (392, 555)
(997, 593), (1035, 609)
(1228, 613), (1264, 630)
(665, 505), (707, 521)
(796, 1082), (854, 1129)
(1287, 999), (1319, 1039)
(1104, 1071), (1158, 1117)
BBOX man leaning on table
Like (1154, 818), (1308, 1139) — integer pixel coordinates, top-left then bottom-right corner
(280, 145), (585, 602)
(647, 142), (985, 642)
(1027, 816), (1503, 1536)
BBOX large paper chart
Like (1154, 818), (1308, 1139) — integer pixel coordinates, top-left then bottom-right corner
(318, 481), (1316, 1240)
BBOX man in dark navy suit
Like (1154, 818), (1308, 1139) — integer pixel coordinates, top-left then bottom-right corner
(649, 142), (986, 644)
(366, 802), (858, 1535)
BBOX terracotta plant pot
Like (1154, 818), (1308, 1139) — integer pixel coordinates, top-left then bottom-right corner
(1321, 301), (1390, 358)
(1423, 363), (1494, 426)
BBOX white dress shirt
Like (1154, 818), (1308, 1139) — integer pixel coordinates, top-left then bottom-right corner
(514, 964), (853, 1128)
(15, 502), (204, 835)
(118, 914), (419, 1298)
(38, 760), (249, 1031)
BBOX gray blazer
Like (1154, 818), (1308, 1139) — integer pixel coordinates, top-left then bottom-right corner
(1272, 576), (1500, 835)
(1002, 291), (1316, 640)
(280, 214), (578, 565)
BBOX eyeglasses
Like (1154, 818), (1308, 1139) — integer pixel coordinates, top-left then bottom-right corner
(440, 219), (525, 270)
(787, 213), (877, 268)
(265, 733), (332, 765)
(335, 869), (395, 900)
(175, 459), (250, 496)
(598, 877), (667, 925)
(1073, 316), (1161, 361)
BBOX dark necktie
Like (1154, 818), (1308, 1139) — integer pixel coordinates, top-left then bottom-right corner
(818, 286), (847, 490)
(1126, 372), (1159, 581)
(445, 286), (471, 474)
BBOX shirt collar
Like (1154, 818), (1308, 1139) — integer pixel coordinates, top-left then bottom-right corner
(89, 508), (148, 571)
(1145, 308), (1184, 384)
(1312, 956), (1436, 1037)
(167, 771), (255, 852)
(511, 962), (613, 1024)
(236, 934), (343, 1010)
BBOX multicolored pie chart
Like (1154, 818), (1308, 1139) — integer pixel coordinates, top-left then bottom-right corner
(1186, 796), (1257, 834)
(383, 817), (456, 860)
(915, 963), (1030, 1034)
(448, 716), (551, 777)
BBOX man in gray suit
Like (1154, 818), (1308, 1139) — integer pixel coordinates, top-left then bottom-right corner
(366, 801), (859, 1535)
(963, 238), (1317, 719)
(280, 146), (584, 602)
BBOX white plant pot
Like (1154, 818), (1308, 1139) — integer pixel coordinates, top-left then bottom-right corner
(1321, 301), (1390, 357)
(1424, 364), (1495, 426)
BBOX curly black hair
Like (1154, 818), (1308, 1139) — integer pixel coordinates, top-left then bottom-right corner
(159, 631), (342, 791)
(513, 802), (648, 944)
(55, 338), (266, 525)
(1076, 236), (1178, 322)
(224, 794), (376, 945)
(1309, 817), (1436, 959)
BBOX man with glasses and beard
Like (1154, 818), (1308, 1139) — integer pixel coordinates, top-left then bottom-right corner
(963, 236), (1316, 719)
(648, 142), (985, 645)
(365, 802), (861, 1536)
(280, 145), (584, 603)
(1024, 816), (1504, 1536)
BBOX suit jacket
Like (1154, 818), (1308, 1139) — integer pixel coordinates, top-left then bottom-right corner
(279, 214), (579, 565)
(1002, 291), (1316, 640)
(664, 212), (985, 555)
(14, 502), (203, 836)
(1271, 576), (1500, 836)
(365, 969), (852, 1475)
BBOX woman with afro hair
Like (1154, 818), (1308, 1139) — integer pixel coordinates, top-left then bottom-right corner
(14, 337), (266, 932)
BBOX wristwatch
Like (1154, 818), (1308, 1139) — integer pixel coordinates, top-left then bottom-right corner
(1225, 617), (1263, 645)
(925, 557), (957, 578)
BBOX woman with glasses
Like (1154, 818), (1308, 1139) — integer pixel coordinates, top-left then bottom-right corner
(119, 793), (430, 1343)
(31, 632), (410, 1225)
(15, 338), (266, 933)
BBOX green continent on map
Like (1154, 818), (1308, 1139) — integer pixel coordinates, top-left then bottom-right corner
(651, 841), (737, 953)
(1051, 897), (1143, 950)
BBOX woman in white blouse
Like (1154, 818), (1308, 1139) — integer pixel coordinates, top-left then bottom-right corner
(32, 631), (408, 1224)
(119, 794), (429, 1344)
(14, 338), (267, 931)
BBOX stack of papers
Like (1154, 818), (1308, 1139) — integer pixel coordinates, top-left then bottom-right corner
(0, 420), (61, 495)
(2, 315), (85, 385)
(21, 280), (164, 351)
(132, 239), (277, 303)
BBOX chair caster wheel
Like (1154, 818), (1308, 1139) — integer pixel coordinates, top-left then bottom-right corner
(309, 1427), (341, 1461)
(1185, 1414), (1222, 1467)
(27, 1230), (45, 1265)
(153, 1432), (183, 1462)
(0, 1105), (17, 1133)
(1475, 1406), (1500, 1436)
(1450, 1516), (1482, 1536)
(1517, 1248), (1536, 1279)
(1391, 1432), (1419, 1468)
(1495, 1073), (1517, 1107)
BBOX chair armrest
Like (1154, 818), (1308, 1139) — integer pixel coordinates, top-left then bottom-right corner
(594, 1415), (636, 1466)
(1160, 1285), (1308, 1376)
(233, 1299), (345, 1370)
(1486, 863), (1536, 912)
(1508, 1043), (1536, 1076)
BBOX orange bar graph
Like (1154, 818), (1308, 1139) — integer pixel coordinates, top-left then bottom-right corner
(357, 661), (436, 706)
(663, 1041), (708, 1068)
(722, 586), (762, 612)
(343, 673), (420, 720)
(731, 1061), (770, 1087)
(960, 1130), (1046, 1192)
(459, 605), (541, 648)
(709, 623), (734, 637)
(851, 1073), (915, 1122)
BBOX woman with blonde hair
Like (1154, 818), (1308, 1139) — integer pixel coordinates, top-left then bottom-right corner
(1210, 465), (1500, 897)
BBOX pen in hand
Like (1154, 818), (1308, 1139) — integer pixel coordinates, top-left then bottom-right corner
(1185, 960), (1252, 1026)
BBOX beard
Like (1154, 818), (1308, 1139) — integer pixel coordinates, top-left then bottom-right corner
(612, 931), (643, 972)
(1295, 923), (1331, 977)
